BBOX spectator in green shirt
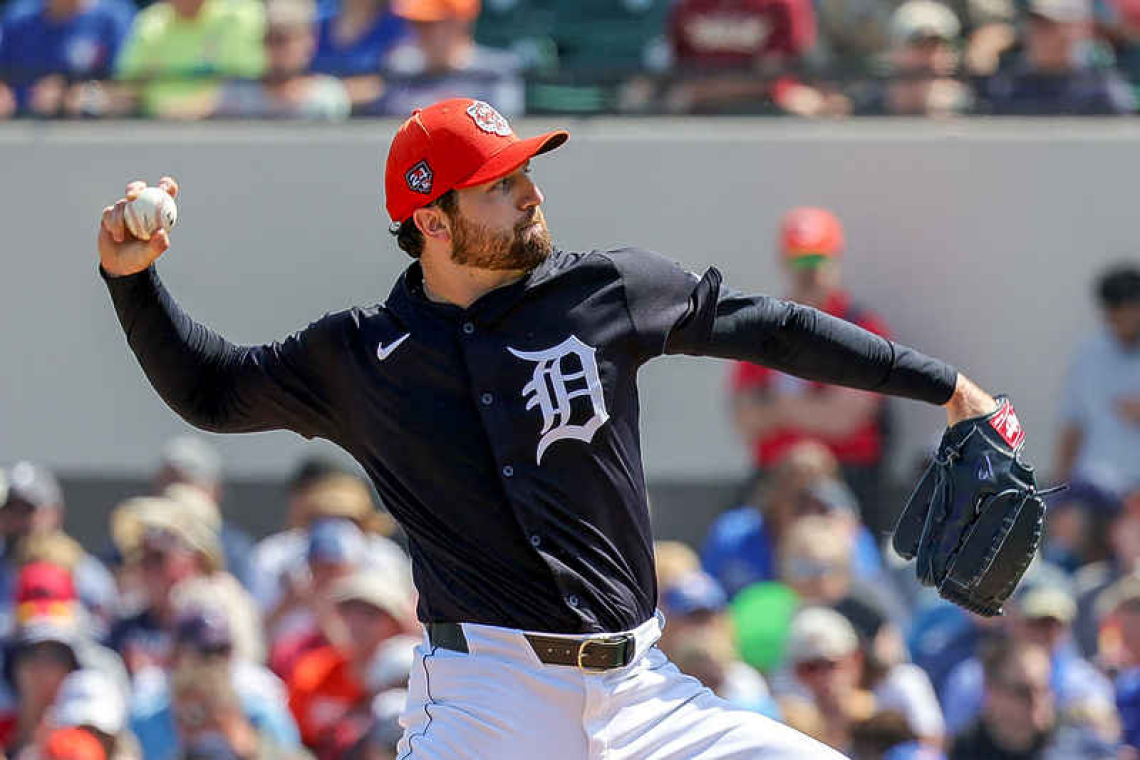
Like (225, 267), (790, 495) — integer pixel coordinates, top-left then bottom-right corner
(115, 0), (265, 118)
(212, 0), (350, 119)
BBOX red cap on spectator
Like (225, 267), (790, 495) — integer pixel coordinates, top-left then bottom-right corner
(44, 728), (106, 760)
(779, 207), (845, 266)
(384, 98), (567, 223)
(16, 562), (76, 605)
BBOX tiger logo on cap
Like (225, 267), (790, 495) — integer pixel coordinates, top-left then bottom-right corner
(466, 101), (513, 137)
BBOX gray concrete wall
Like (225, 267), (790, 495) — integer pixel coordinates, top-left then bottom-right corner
(2, 118), (1133, 502)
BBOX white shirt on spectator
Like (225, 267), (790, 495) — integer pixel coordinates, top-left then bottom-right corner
(873, 662), (945, 740)
(1061, 326), (1140, 489)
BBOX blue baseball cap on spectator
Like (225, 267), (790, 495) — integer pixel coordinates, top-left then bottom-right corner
(883, 742), (945, 760)
(307, 518), (366, 565)
(1056, 476), (1124, 515)
(184, 734), (241, 760)
(174, 608), (233, 655)
(661, 571), (727, 617)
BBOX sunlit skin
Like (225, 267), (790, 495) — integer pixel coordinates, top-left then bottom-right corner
(0, 498), (61, 545)
(411, 162), (552, 308)
(169, 0), (206, 19)
(657, 609), (729, 658)
(139, 540), (203, 618)
(784, 260), (841, 311)
(1014, 612), (1068, 651)
(794, 651), (863, 713)
(984, 646), (1054, 751)
(894, 38), (957, 76)
(14, 643), (74, 745)
(413, 18), (475, 73)
(1026, 15), (1088, 74)
(336, 599), (402, 670)
(887, 38), (963, 115)
(1118, 604), (1140, 664)
(45, 0), (88, 21)
(1106, 302), (1140, 347)
(266, 22), (318, 81)
(154, 465), (221, 503)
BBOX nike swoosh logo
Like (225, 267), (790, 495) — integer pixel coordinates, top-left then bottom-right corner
(376, 333), (411, 361)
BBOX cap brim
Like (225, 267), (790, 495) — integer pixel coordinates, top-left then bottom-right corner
(903, 29), (954, 43)
(1028, 8), (1087, 21)
(456, 131), (568, 190)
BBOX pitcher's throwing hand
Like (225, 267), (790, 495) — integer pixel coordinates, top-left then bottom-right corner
(99, 177), (177, 277)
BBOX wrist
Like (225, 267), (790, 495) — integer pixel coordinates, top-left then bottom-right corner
(944, 373), (997, 426)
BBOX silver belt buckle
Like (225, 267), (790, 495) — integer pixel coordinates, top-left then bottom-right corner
(576, 634), (634, 672)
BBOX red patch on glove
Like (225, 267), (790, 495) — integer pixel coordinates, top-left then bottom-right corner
(989, 399), (1026, 450)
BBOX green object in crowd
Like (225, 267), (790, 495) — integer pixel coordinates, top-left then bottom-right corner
(729, 582), (799, 674)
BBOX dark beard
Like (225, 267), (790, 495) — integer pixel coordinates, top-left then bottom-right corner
(449, 208), (553, 271)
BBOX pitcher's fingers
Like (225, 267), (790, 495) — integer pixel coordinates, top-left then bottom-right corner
(125, 179), (146, 198)
(97, 225), (115, 251)
(157, 176), (179, 199)
(150, 229), (170, 255)
(100, 203), (125, 243)
(108, 198), (128, 243)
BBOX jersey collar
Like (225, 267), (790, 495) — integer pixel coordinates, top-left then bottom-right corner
(386, 251), (565, 328)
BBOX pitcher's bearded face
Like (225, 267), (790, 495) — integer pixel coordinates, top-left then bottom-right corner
(449, 163), (552, 271)
(450, 206), (552, 271)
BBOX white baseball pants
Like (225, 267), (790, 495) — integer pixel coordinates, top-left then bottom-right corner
(396, 613), (848, 759)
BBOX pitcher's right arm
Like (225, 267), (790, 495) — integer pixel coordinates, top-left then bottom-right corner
(99, 177), (341, 439)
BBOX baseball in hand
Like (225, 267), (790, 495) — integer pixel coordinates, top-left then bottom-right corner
(124, 186), (177, 241)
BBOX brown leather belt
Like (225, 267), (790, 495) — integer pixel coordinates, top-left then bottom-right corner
(427, 622), (635, 671)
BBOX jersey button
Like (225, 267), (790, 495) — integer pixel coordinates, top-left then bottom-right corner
(502, 465), (514, 477)
(462, 322), (475, 334)
(567, 594), (580, 607)
(480, 393), (494, 406)
(529, 534), (541, 547)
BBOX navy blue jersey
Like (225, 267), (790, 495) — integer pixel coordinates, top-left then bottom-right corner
(103, 248), (956, 633)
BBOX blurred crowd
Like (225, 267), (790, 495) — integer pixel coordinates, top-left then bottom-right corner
(659, 208), (1140, 759)
(0, 446), (417, 760)
(4, 0), (1140, 118)
(0, 207), (1139, 760)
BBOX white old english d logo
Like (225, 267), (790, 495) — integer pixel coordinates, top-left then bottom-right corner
(507, 335), (609, 464)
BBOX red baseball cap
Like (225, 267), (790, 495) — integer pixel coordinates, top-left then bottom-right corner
(44, 728), (107, 760)
(384, 98), (568, 224)
(16, 561), (76, 605)
(779, 207), (845, 267)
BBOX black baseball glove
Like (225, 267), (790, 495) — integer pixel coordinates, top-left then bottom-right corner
(892, 396), (1061, 617)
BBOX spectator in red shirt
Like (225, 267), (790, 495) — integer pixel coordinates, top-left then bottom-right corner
(287, 570), (415, 756)
(729, 207), (893, 534)
(665, 0), (848, 115)
(266, 518), (366, 680)
(670, 0), (816, 67)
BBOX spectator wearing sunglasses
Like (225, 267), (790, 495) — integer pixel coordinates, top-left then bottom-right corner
(107, 496), (260, 676)
(950, 637), (1056, 760)
(774, 606), (877, 754)
(941, 582), (1113, 738)
(213, 0), (350, 119)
